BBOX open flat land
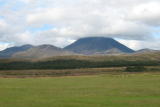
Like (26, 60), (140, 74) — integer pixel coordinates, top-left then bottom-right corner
(0, 72), (160, 107)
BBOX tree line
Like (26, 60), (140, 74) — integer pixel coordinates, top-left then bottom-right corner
(0, 59), (159, 70)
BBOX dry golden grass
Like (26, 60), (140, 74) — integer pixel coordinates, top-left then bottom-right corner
(0, 67), (125, 78)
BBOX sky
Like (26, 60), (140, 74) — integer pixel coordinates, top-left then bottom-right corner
(0, 0), (160, 51)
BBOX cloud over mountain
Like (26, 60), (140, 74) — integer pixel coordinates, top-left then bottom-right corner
(0, 0), (160, 50)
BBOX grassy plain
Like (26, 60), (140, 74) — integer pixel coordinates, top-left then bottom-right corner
(0, 72), (160, 107)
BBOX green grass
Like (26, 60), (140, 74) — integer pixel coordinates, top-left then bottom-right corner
(0, 73), (160, 107)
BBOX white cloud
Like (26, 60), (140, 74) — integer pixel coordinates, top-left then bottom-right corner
(0, 0), (160, 50)
(128, 1), (160, 26)
(117, 38), (160, 50)
(0, 43), (13, 51)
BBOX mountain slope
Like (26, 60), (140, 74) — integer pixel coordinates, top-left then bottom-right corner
(64, 37), (134, 55)
(0, 45), (33, 58)
(12, 44), (74, 59)
(136, 48), (160, 53)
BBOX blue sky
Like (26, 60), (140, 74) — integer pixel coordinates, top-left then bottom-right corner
(0, 0), (160, 51)
(0, 1), (6, 7)
(28, 24), (54, 32)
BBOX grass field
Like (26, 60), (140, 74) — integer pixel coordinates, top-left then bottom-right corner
(0, 73), (160, 107)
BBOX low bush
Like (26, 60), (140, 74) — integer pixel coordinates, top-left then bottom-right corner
(124, 66), (146, 72)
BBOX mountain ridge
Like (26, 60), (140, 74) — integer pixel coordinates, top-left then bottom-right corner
(0, 44), (33, 58)
(2, 37), (159, 59)
(12, 44), (74, 59)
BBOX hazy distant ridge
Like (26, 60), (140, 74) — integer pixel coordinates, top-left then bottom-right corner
(1, 37), (159, 59)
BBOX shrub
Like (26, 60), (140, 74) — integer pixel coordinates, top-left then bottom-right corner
(124, 66), (146, 72)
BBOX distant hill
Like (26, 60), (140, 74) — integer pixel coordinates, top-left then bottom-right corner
(12, 44), (74, 59)
(0, 45), (33, 58)
(136, 48), (160, 53)
(64, 37), (134, 55)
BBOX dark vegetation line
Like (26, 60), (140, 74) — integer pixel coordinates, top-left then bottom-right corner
(0, 59), (159, 70)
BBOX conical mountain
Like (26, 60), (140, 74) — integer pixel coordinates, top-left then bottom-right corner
(64, 37), (134, 55)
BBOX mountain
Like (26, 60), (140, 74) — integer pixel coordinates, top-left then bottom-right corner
(64, 37), (134, 55)
(12, 44), (74, 59)
(136, 48), (160, 53)
(0, 44), (33, 58)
